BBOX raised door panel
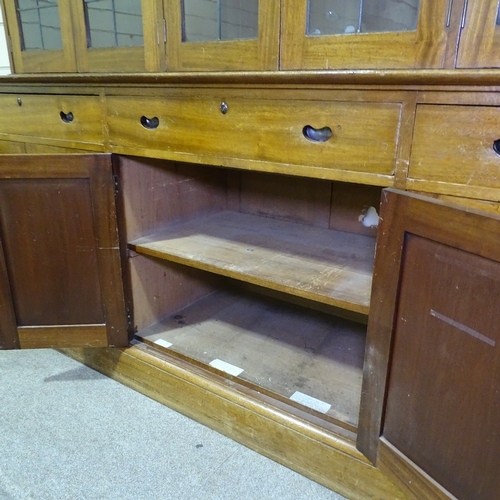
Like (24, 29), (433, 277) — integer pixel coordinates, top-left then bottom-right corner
(381, 235), (500, 500)
(164, 0), (279, 71)
(2, 0), (77, 73)
(456, 0), (500, 68)
(0, 154), (129, 349)
(358, 189), (500, 500)
(281, 0), (450, 70)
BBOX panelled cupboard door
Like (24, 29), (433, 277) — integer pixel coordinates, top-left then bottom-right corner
(164, 0), (280, 71)
(358, 189), (500, 500)
(1, 0), (77, 73)
(456, 0), (500, 68)
(70, 0), (165, 72)
(0, 154), (129, 350)
(281, 0), (451, 70)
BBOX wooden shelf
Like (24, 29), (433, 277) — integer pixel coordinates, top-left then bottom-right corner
(136, 288), (366, 428)
(129, 211), (375, 315)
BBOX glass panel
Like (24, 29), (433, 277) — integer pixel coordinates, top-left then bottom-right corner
(15, 0), (62, 51)
(83, 0), (143, 48)
(182, 0), (258, 42)
(307, 0), (420, 36)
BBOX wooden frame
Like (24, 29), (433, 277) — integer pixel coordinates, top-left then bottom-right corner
(70, 0), (165, 72)
(0, 154), (129, 349)
(1, 0), (77, 73)
(280, 0), (451, 70)
(0, 74), (499, 496)
(164, 0), (280, 71)
(358, 189), (500, 499)
(456, 0), (500, 68)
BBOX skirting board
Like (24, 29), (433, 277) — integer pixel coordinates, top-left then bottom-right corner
(60, 342), (407, 500)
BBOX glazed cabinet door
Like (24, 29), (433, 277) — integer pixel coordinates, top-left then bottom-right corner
(281, 0), (451, 70)
(358, 189), (500, 500)
(0, 0), (165, 73)
(456, 0), (500, 68)
(70, 0), (165, 72)
(164, 0), (280, 70)
(0, 154), (129, 349)
(1, 0), (77, 72)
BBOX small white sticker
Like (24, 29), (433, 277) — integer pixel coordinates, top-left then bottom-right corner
(154, 339), (173, 349)
(209, 359), (244, 377)
(290, 391), (331, 414)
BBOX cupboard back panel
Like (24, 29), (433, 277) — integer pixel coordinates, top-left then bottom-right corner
(238, 171), (380, 237)
(119, 157), (380, 329)
(117, 157), (381, 240)
(116, 156), (230, 242)
(237, 171), (332, 228)
(127, 255), (221, 332)
(117, 156), (229, 330)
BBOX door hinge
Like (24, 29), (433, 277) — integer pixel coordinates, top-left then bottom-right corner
(445, 0), (453, 27)
(157, 19), (167, 45)
(113, 174), (119, 195)
(460, 0), (469, 29)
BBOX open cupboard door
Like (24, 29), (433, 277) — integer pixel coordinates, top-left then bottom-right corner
(0, 154), (129, 349)
(357, 189), (500, 500)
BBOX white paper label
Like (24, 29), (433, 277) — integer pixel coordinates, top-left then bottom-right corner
(209, 359), (244, 377)
(154, 339), (173, 349)
(290, 391), (331, 414)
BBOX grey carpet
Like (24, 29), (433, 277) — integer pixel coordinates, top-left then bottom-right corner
(0, 349), (348, 500)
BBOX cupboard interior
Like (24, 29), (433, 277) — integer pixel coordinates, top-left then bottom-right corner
(117, 155), (382, 433)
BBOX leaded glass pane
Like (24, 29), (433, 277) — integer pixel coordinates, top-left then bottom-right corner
(83, 0), (143, 48)
(16, 0), (62, 51)
(307, 0), (420, 36)
(182, 0), (258, 42)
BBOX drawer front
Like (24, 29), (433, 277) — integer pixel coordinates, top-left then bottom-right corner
(107, 96), (401, 176)
(409, 105), (500, 189)
(0, 139), (26, 154)
(0, 94), (103, 145)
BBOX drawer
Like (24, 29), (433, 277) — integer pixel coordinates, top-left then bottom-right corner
(0, 139), (26, 154)
(0, 94), (103, 145)
(107, 95), (401, 177)
(409, 104), (500, 189)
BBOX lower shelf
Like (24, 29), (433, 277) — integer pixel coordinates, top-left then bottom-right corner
(136, 287), (366, 430)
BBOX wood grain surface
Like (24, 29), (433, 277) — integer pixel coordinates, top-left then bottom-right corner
(106, 94), (401, 178)
(137, 287), (366, 428)
(130, 211), (375, 314)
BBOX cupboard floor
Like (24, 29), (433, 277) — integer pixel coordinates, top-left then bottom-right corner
(136, 288), (366, 429)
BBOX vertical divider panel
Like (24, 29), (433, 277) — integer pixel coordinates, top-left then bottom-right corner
(88, 154), (129, 346)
